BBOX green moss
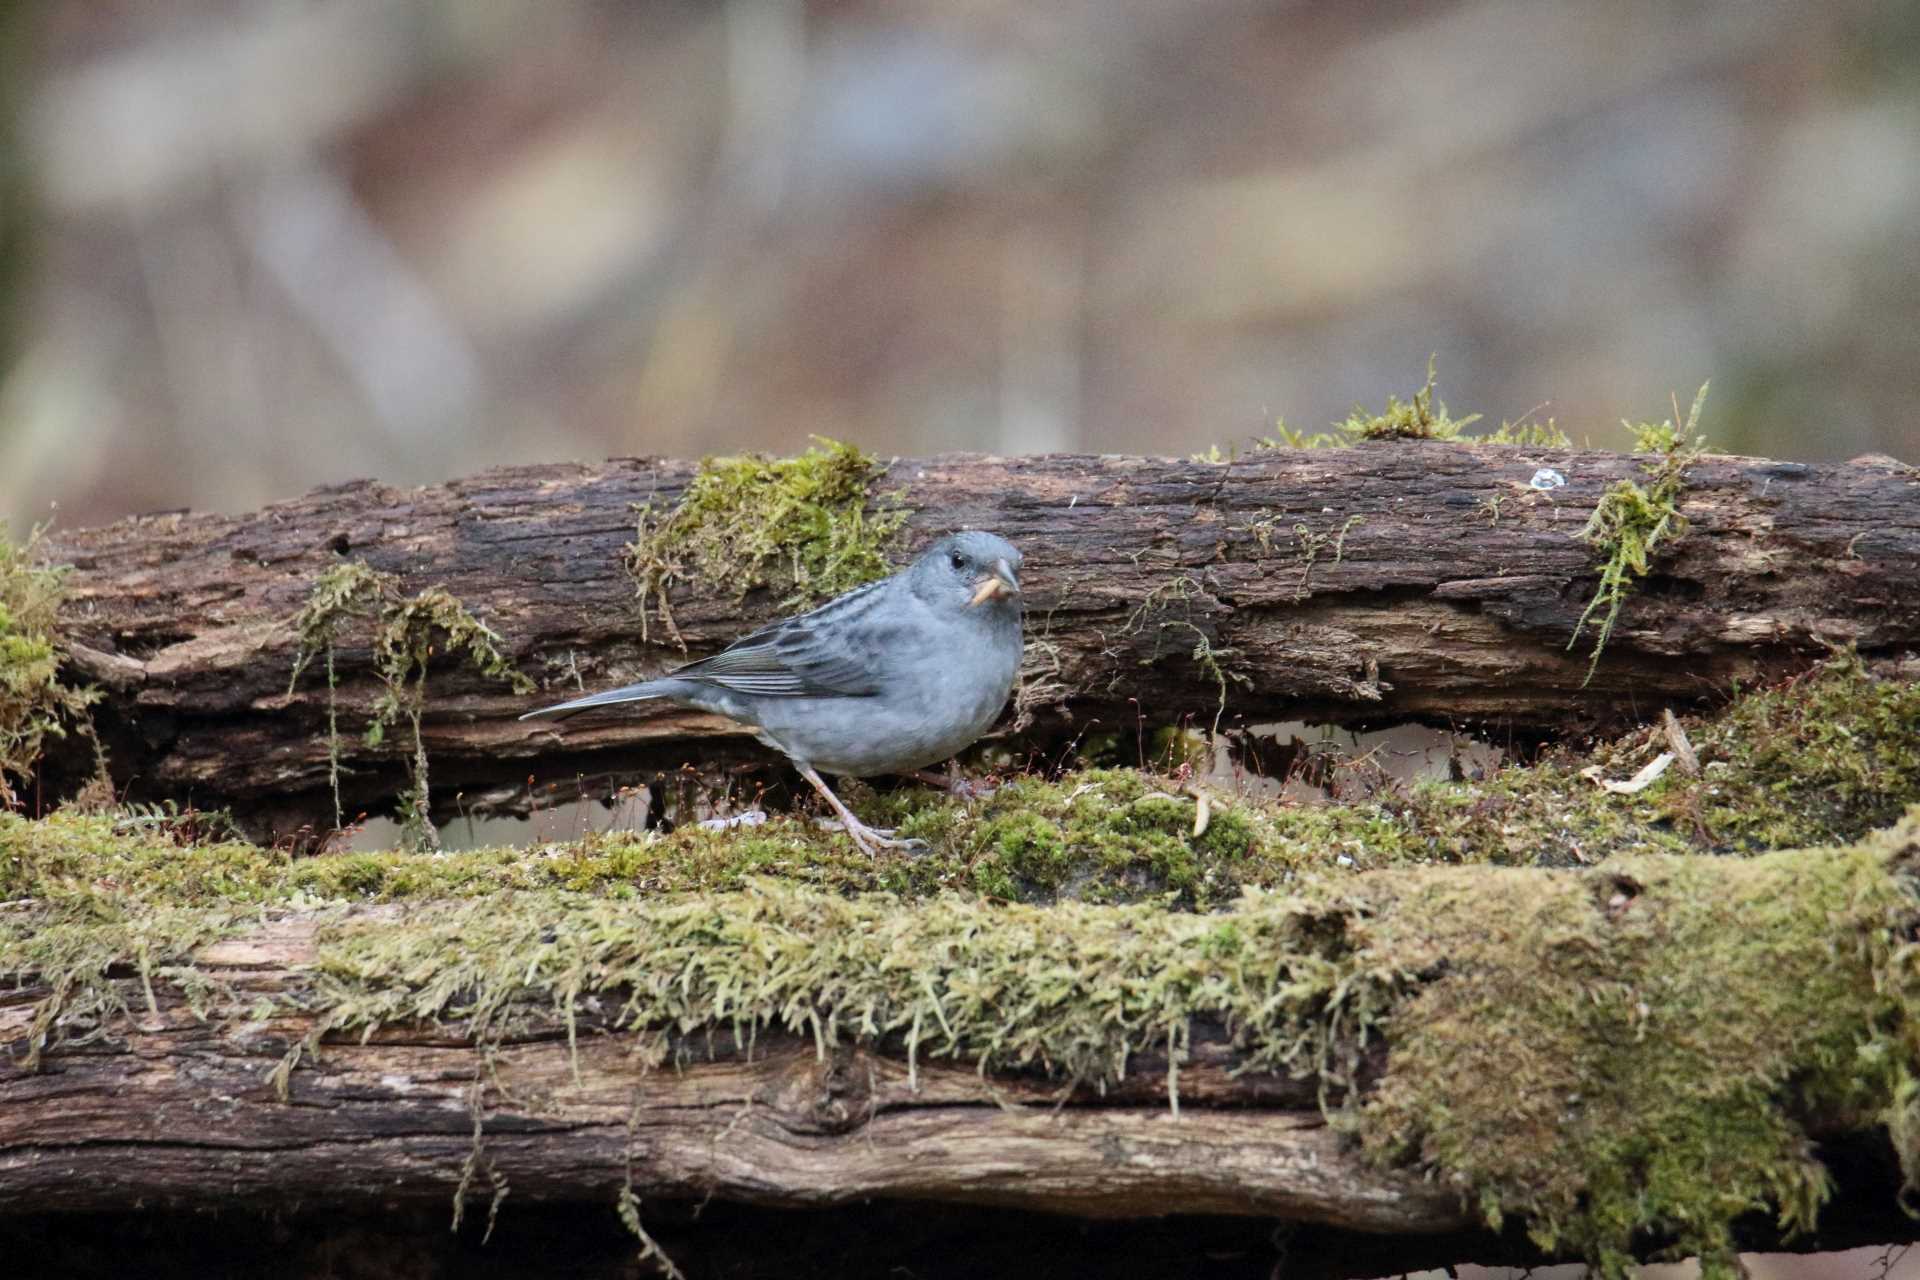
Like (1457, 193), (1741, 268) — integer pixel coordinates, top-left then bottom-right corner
(0, 805), (251, 1066)
(1568, 385), (1710, 682)
(1477, 417), (1574, 448)
(286, 815), (1920, 1277)
(1255, 360), (1569, 451)
(915, 656), (1920, 897)
(1329, 355), (1483, 442)
(289, 562), (534, 848)
(5, 900), (238, 1070)
(304, 874), (1372, 1096)
(951, 772), (1264, 904)
(15, 814), (1920, 1274)
(0, 529), (98, 809)
(1355, 821), (1920, 1275)
(0, 772), (1316, 913)
(1682, 654), (1920, 847)
(624, 438), (909, 648)
(0, 807), (283, 904)
(1388, 653), (1920, 865)
(287, 825), (851, 901)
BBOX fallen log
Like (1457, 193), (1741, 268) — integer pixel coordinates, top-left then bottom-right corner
(35, 443), (1920, 832)
(0, 931), (1446, 1230)
(5, 802), (1920, 1275)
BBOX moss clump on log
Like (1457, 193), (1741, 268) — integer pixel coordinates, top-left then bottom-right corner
(623, 438), (908, 648)
(0, 529), (96, 809)
(1361, 819), (1920, 1278)
(1397, 650), (1920, 863)
(1567, 386), (1710, 679)
(1255, 357), (1570, 450)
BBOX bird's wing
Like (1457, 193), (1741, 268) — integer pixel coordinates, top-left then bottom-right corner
(671, 579), (896, 698)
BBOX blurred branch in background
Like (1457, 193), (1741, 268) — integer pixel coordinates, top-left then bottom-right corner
(235, 164), (482, 446)
(2, 0), (1918, 532)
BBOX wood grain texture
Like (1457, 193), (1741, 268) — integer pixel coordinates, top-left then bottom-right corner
(0, 917), (1458, 1232)
(42, 446), (1920, 825)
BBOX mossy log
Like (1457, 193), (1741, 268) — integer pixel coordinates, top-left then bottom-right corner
(0, 915), (1450, 1230)
(38, 446), (1920, 829)
(7, 811), (1920, 1276)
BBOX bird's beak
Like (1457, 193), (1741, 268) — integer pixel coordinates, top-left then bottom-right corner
(969, 558), (1022, 607)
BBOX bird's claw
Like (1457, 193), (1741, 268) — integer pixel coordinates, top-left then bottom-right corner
(813, 817), (929, 856)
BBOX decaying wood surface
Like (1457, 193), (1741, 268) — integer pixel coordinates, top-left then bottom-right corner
(0, 915), (1459, 1232)
(41, 446), (1920, 826)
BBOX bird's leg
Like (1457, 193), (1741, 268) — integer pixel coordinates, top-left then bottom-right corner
(799, 766), (923, 855)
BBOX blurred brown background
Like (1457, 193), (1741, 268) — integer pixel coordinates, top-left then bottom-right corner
(3, 0), (1918, 535)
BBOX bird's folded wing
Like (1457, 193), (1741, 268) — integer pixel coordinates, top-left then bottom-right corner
(672, 611), (887, 698)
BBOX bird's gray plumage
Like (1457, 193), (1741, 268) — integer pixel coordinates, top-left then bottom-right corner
(521, 532), (1024, 781)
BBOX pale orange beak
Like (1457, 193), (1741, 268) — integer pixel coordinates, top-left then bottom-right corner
(968, 558), (1021, 607)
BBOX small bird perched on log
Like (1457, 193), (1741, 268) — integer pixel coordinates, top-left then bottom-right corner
(521, 531), (1024, 855)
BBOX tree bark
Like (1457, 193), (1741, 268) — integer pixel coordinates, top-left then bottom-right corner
(41, 446), (1920, 827)
(0, 914), (1456, 1233)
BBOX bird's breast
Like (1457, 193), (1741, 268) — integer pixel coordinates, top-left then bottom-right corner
(922, 625), (1021, 733)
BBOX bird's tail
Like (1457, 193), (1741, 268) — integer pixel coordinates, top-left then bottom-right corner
(519, 681), (668, 722)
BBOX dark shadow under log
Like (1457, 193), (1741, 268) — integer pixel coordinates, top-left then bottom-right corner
(0, 1202), (1533, 1280)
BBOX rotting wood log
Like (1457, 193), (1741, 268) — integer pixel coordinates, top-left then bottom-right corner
(5, 905), (1919, 1273)
(0, 914), (1455, 1232)
(39, 446), (1920, 829)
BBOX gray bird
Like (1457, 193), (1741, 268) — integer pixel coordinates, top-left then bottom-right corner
(521, 530), (1024, 854)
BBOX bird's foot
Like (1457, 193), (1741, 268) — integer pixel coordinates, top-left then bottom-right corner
(813, 816), (929, 857)
(798, 765), (928, 857)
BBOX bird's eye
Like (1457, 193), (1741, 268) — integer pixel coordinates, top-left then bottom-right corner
(950, 553), (966, 570)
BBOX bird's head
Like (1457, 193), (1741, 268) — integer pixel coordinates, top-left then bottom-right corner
(909, 530), (1023, 616)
